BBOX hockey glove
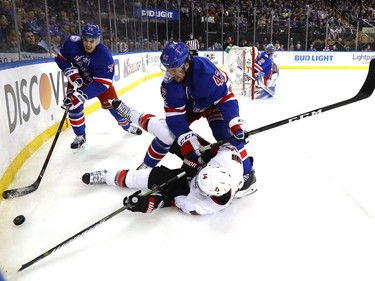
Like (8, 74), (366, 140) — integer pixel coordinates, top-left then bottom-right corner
(123, 190), (159, 213)
(63, 89), (88, 110)
(229, 117), (248, 145)
(181, 158), (200, 179)
(64, 66), (84, 88)
(177, 131), (202, 160)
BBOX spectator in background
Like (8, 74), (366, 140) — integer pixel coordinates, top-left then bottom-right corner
(308, 43), (317, 51)
(24, 10), (43, 35)
(363, 44), (372, 51)
(20, 28), (48, 53)
(33, 31), (49, 52)
(223, 36), (233, 50)
(7, 27), (19, 51)
(333, 38), (345, 51)
(1, 0), (13, 23)
(323, 45), (331, 51)
(0, 14), (9, 50)
(49, 30), (63, 55)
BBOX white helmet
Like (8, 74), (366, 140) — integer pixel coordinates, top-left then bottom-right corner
(195, 166), (233, 197)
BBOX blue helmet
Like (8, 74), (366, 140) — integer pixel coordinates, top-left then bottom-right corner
(82, 24), (101, 39)
(160, 41), (189, 68)
(266, 44), (275, 55)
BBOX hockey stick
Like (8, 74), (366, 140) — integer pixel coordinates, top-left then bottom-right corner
(237, 66), (275, 96)
(2, 107), (69, 199)
(200, 59), (375, 152)
(18, 171), (186, 272)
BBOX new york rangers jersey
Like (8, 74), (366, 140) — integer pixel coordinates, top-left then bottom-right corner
(254, 51), (273, 78)
(161, 56), (240, 138)
(55, 35), (114, 99)
(175, 144), (244, 215)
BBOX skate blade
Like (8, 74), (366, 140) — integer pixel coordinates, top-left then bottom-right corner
(71, 143), (87, 154)
(235, 183), (258, 199)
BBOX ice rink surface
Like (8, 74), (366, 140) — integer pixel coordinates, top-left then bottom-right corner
(1, 67), (375, 281)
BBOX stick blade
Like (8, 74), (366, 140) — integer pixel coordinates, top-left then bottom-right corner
(357, 59), (375, 99)
(2, 182), (39, 199)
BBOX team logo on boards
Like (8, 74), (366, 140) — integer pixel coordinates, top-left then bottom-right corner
(293, 53), (335, 62)
(3, 71), (66, 134)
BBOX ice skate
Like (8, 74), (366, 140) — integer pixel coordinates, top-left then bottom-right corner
(136, 162), (151, 170)
(113, 99), (132, 120)
(71, 134), (87, 150)
(126, 124), (142, 135)
(235, 169), (257, 198)
(82, 170), (107, 185)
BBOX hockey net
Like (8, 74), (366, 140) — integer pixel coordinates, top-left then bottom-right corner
(222, 46), (257, 99)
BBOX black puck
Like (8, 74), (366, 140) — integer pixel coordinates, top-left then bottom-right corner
(13, 215), (25, 226)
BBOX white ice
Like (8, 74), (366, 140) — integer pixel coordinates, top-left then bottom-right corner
(1, 68), (375, 281)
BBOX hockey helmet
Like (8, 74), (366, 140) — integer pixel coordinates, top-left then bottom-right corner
(195, 166), (233, 197)
(160, 41), (190, 68)
(266, 44), (275, 56)
(82, 24), (101, 40)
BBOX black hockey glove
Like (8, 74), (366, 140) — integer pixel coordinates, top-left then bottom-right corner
(123, 190), (158, 213)
(181, 158), (200, 179)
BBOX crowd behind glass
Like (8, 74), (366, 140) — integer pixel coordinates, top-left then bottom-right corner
(0, 0), (374, 62)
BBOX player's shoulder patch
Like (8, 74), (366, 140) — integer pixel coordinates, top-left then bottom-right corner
(163, 72), (173, 83)
(69, 35), (81, 42)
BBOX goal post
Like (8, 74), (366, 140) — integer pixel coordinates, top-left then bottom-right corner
(222, 46), (257, 99)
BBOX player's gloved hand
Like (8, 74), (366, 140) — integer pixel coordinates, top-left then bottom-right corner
(229, 117), (248, 145)
(123, 190), (157, 213)
(178, 131), (202, 160)
(181, 158), (200, 179)
(64, 66), (84, 88)
(63, 89), (88, 110)
(199, 148), (216, 164)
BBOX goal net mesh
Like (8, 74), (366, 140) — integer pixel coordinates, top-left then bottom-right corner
(222, 46), (257, 99)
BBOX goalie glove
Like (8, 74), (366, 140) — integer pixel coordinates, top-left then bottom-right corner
(229, 117), (248, 145)
(64, 66), (84, 88)
(177, 131), (202, 160)
(63, 89), (88, 110)
(123, 190), (163, 213)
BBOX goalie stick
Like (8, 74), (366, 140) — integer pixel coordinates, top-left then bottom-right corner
(2, 108), (69, 199)
(17, 171), (186, 272)
(200, 59), (375, 152)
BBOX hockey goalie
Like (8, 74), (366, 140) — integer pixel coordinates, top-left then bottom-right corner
(254, 44), (279, 99)
(223, 44), (279, 99)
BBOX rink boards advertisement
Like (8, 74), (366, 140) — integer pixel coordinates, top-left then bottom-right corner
(0, 50), (374, 197)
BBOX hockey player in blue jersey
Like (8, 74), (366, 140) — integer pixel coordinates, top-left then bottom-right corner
(55, 23), (142, 150)
(135, 41), (255, 192)
(254, 44), (278, 99)
(264, 44), (279, 97)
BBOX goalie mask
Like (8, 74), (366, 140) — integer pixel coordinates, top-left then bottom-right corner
(266, 44), (275, 56)
(160, 41), (190, 68)
(195, 166), (233, 197)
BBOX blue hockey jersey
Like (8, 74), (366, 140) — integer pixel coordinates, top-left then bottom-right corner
(55, 35), (114, 99)
(161, 56), (240, 138)
(254, 51), (272, 78)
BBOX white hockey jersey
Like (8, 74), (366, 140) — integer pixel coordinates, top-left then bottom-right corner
(175, 144), (244, 215)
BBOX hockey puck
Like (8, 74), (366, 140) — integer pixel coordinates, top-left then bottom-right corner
(13, 215), (25, 226)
